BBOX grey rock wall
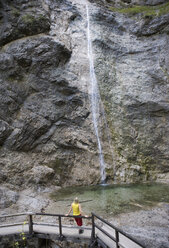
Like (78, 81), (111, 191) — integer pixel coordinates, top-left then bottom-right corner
(91, 1), (169, 182)
(0, 0), (169, 195)
(0, 0), (102, 192)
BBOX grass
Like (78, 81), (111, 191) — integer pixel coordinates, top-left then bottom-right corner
(109, 2), (169, 17)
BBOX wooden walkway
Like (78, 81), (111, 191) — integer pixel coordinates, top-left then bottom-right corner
(0, 212), (146, 248)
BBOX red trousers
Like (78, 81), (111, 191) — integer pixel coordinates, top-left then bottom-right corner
(74, 215), (82, 226)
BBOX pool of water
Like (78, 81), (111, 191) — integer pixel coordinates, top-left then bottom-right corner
(50, 183), (169, 217)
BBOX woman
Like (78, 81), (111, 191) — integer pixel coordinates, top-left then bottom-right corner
(66, 197), (87, 234)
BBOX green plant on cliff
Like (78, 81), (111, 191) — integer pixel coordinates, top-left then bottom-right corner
(160, 66), (169, 81)
(21, 13), (48, 25)
(12, 221), (27, 248)
(109, 2), (169, 17)
(20, 221), (27, 247)
(21, 14), (36, 24)
(14, 242), (19, 248)
(11, 8), (20, 17)
(37, 14), (49, 22)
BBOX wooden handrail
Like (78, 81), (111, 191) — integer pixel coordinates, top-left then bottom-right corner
(0, 212), (33, 218)
(0, 211), (146, 248)
(95, 223), (116, 242)
(0, 212), (91, 220)
(91, 212), (146, 248)
(0, 222), (28, 228)
(35, 213), (91, 219)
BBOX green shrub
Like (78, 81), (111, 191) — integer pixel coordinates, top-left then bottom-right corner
(109, 2), (169, 17)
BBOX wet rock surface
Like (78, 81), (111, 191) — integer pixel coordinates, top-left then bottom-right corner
(0, 0), (168, 189)
(0, 0), (102, 189)
(91, 1), (169, 182)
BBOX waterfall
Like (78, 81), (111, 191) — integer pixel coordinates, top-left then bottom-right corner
(86, 5), (106, 183)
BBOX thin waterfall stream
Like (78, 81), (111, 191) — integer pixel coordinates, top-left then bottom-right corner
(86, 5), (106, 183)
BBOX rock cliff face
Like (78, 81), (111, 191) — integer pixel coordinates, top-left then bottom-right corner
(92, 0), (169, 183)
(0, 0), (169, 194)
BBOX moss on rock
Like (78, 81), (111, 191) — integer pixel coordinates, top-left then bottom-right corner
(109, 2), (169, 17)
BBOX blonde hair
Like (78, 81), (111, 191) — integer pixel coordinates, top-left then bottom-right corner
(74, 197), (79, 203)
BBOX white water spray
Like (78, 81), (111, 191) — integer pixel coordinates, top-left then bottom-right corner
(86, 5), (106, 183)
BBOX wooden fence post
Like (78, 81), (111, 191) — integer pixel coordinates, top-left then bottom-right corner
(58, 216), (63, 239)
(91, 213), (95, 240)
(115, 230), (120, 248)
(28, 214), (33, 235)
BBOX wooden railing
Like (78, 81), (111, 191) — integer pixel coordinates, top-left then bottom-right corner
(90, 212), (146, 248)
(0, 212), (33, 235)
(34, 212), (91, 240)
(0, 212), (146, 247)
(0, 212), (91, 239)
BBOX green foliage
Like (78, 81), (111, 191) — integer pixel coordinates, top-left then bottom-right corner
(158, 2), (169, 15)
(21, 13), (48, 25)
(38, 14), (49, 22)
(21, 14), (36, 24)
(19, 222), (27, 246)
(12, 221), (27, 248)
(11, 8), (20, 17)
(160, 66), (169, 80)
(14, 242), (19, 248)
(109, 2), (169, 17)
